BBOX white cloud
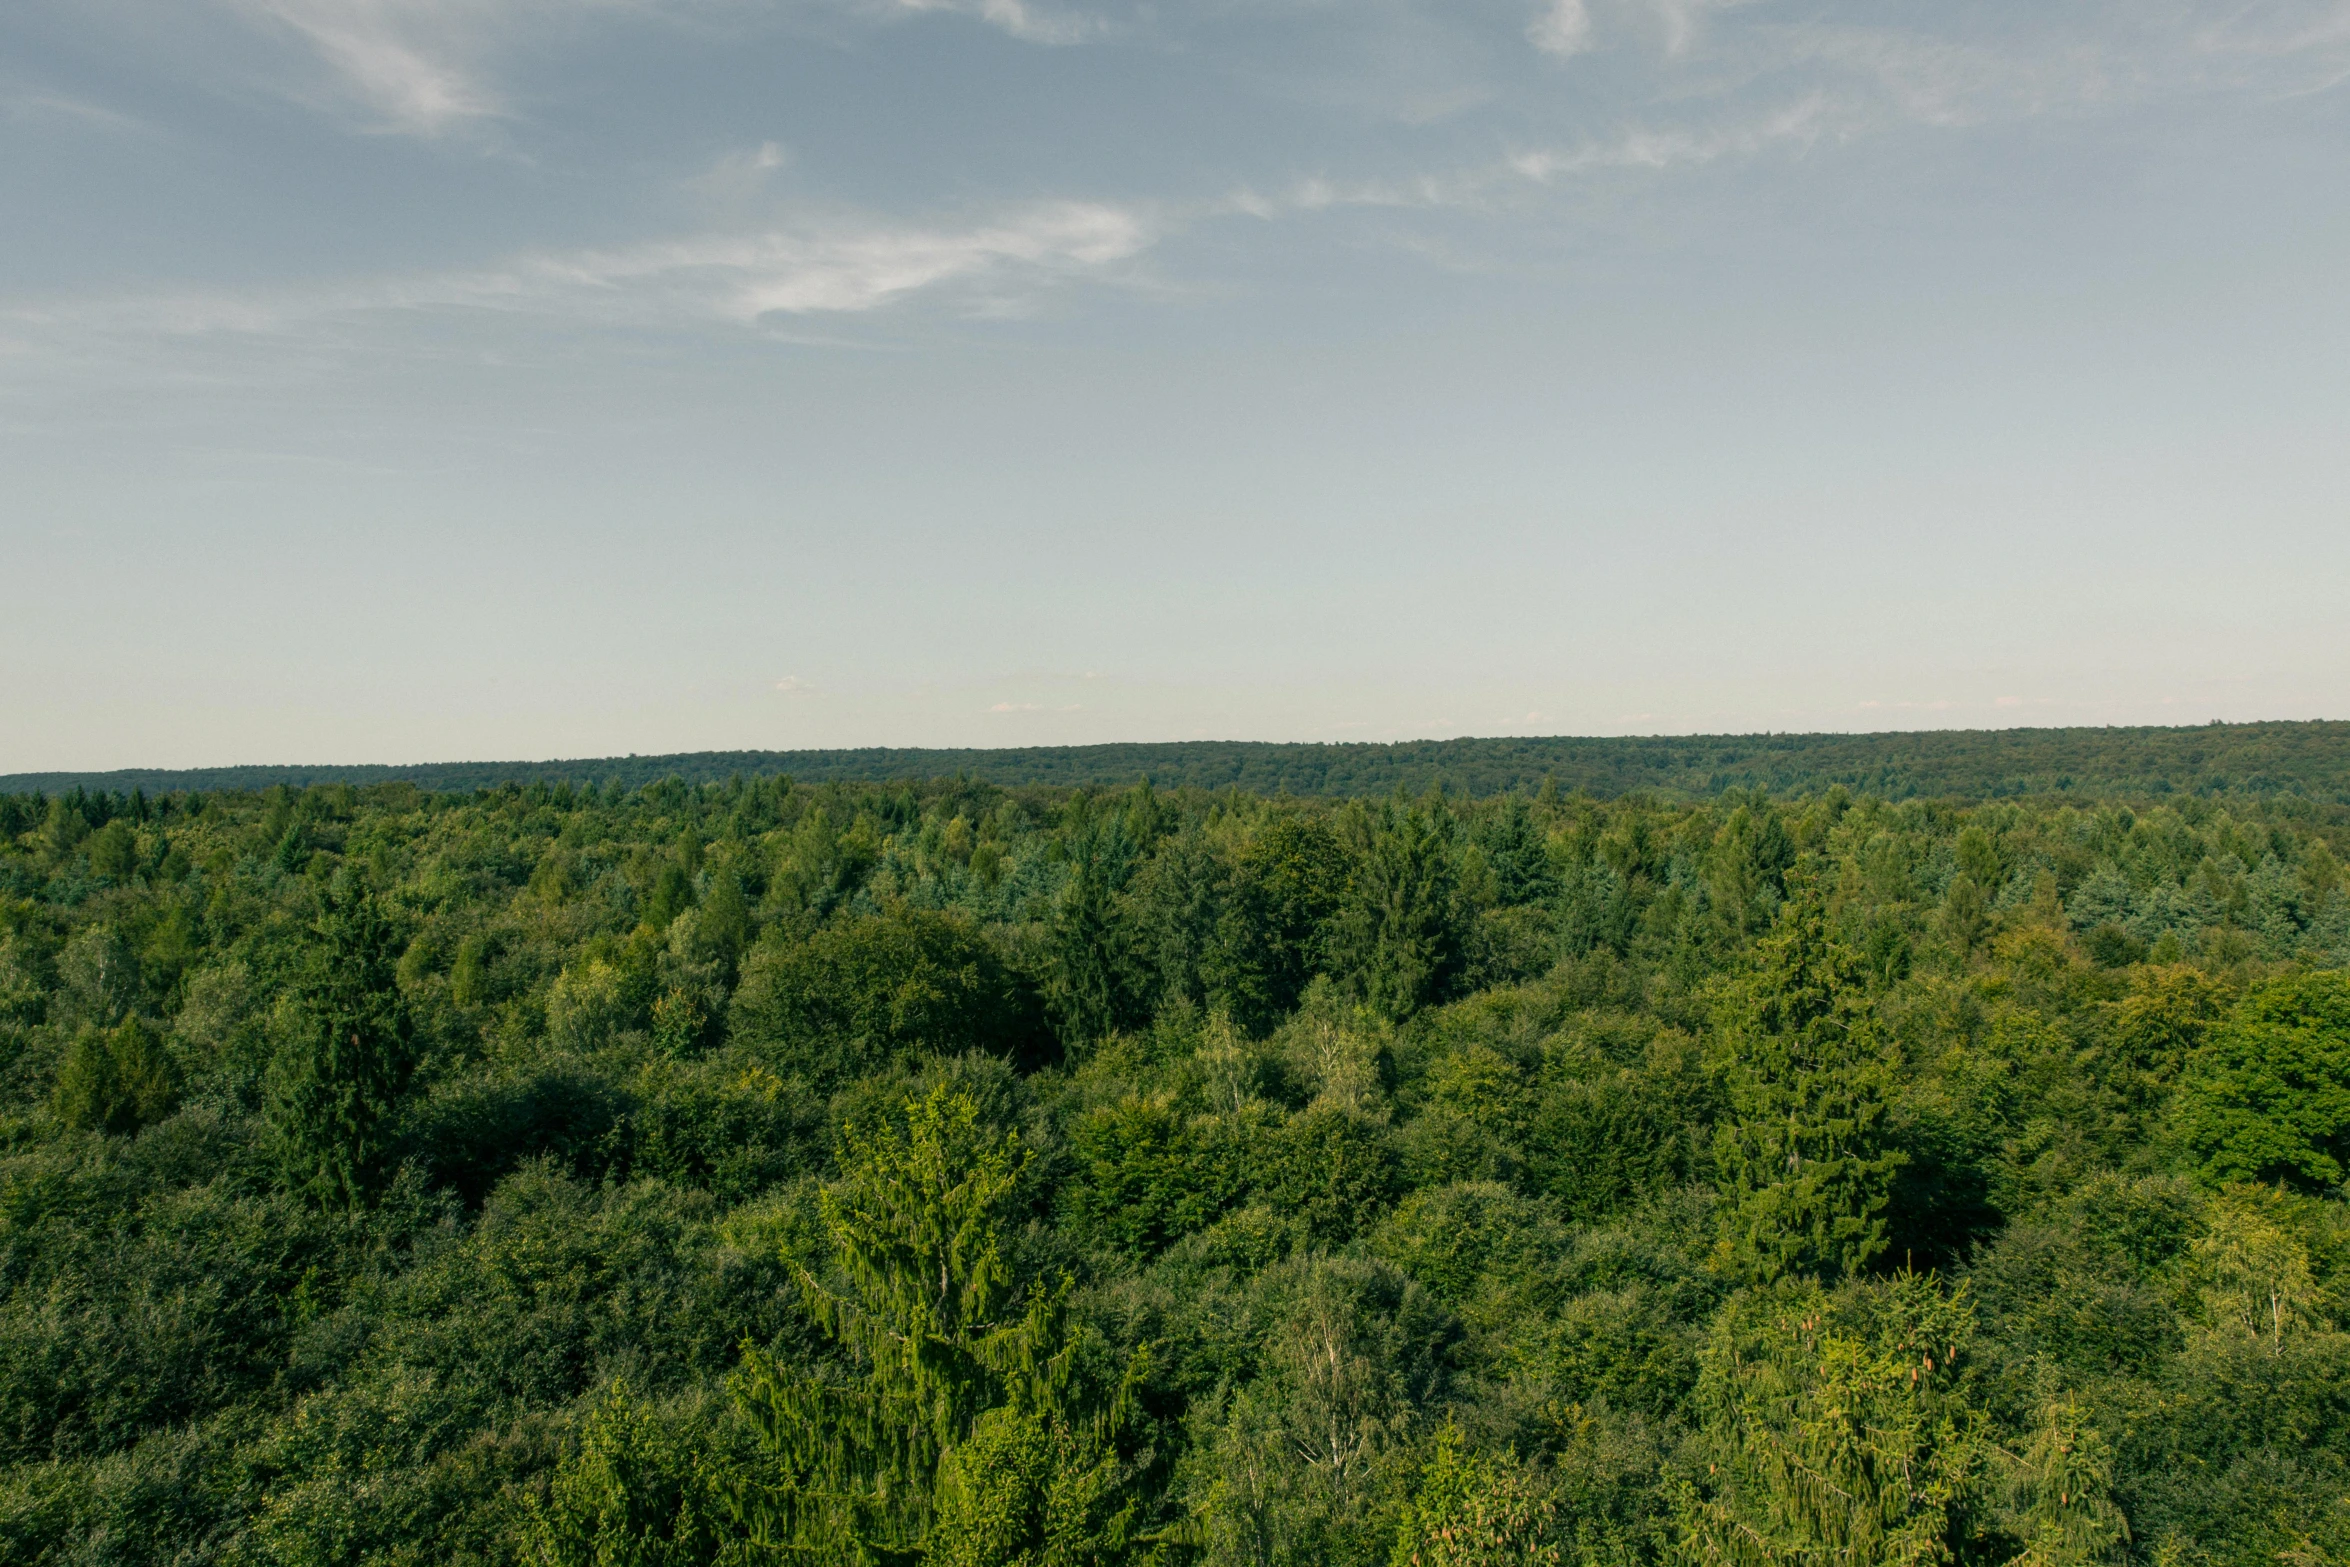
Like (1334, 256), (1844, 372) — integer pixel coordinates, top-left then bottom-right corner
(4, 199), (1155, 351)
(1, 88), (150, 133)
(692, 140), (790, 198)
(223, 0), (1110, 136)
(881, 0), (1101, 45)
(1528, 0), (1592, 59)
(1507, 95), (1832, 181)
(229, 0), (516, 133)
(774, 675), (819, 696)
(989, 701), (1044, 712)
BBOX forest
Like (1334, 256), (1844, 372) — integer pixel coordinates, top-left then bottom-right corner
(10, 717), (2350, 804)
(3, 767), (2349, 1565)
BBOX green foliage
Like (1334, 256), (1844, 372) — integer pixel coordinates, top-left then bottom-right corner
(1389, 1420), (1563, 1567)
(1214, 816), (1346, 1034)
(266, 880), (416, 1207)
(1344, 800), (1466, 1022)
(929, 1402), (1139, 1567)
(535, 1384), (721, 1567)
(1711, 895), (1904, 1285)
(729, 1087), (1135, 1563)
(2001, 1398), (2128, 1566)
(1263, 1106), (1403, 1244)
(25, 718), (2350, 802)
(1061, 1095), (1245, 1262)
(1678, 1272), (1987, 1567)
(2174, 971), (2350, 1190)
(1044, 812), (1143, 1048)
(52, 1018), (176, 1135)
(0, 768), (2347, 1566)
(731, 909), (1044, 1085)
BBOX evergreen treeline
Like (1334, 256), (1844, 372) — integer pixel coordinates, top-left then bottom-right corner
(4, 771), (2350, 1564)
(8, 717), (2350, 803)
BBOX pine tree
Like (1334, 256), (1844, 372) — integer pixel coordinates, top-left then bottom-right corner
(1712, 891), (1905, 1285)
(1346, 797), (1463, 1022)
(1678, 1273), (1987, 1566)
(727, 1087), (1137, 1564)
(267, 879), (414, 1207)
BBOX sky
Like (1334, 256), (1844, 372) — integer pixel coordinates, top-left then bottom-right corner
(3, 0), (2348, 771)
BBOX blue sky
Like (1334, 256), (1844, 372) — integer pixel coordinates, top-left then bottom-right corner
(4, 0), (2348, 769)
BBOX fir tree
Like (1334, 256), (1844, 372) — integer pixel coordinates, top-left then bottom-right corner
(267, 879), (415, 1207)
(1712, 890), (1905, 1284)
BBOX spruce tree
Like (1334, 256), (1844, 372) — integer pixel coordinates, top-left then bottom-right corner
(1346, 797), (1463, 1022)
(728, 1087), (1135, 1564)
(1711, 889), (1905, 1284)
(267, 879), (414, 1207)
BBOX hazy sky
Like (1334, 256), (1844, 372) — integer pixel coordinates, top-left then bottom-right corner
(4, 0), (2348, 770)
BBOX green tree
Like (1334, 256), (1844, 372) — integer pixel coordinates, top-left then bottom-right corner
(53, 1017), (177, 1135)
(2108, 965), (2226, 1112)
(1390, 1419), (1563, 1567)
(1707, 801), (1795, 941)
(1212, 815), (1345, 1035)
(534, 1384), (720, 1567)
(2001, 1398), (2127, 1566)
(1712, 894), (1905, 1285)
(86, 818), (139, 882)
(2173, 971), (2350, 1191)
(1342, 801), (1463, 1023)
(1124, 824), (1229, 1016)
(729, 1087), (1135, 1564)
(1677, 1273), (1986, 1567)
(1044, 809), (1144, 1048)
(1062, 1095), (1245, 1262)
(1264, 1106), (1402, 1245)
(1470, 795), (1557, 910)
(729, 909), (1045, 1085)
(266, 880), (416, 1206)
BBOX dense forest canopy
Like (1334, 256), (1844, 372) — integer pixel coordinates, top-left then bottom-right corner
(9, 717), (2350, 803)
(4, 765), (2350, 1564)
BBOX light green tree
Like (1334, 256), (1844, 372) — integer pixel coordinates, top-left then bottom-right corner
(1677, 1273), (1986, 1567)
(727, 1087), (1138, 1565)
(2003, 1398), (2127, 1567)
(534, 1384), (720, 1567)
(1390, 1420), (1563, 1567)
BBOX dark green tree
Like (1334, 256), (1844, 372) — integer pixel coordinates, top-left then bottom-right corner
(1471, 794), (1558, 909)
(1043, 808), (1143, 1048)
(54, 1017), (177, 1136)
(729, 908), (1045, 1084)
(1341, 800), (1463, 1023)
(1712, 892), (1905, 1284)
(266, 880), (416, 1207)
(1211, 814), (1344, 1034)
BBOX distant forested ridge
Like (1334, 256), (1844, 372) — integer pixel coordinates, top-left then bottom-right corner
(7, 716), (2350, 802)
(4, 766), (2350, 1564)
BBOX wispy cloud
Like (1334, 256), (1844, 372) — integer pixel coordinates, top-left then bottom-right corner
(1, 87), (151, 133)
(3, 199), (1155, 354)
(880, 0), (1103, 46)
(228, 0), (518, 133)
(1508, 94), (1834, 181)
(691, 141), (791, 200)
(219, 0), (1113, 136)
(1528, 0), (1592, 59)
